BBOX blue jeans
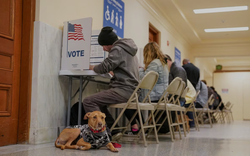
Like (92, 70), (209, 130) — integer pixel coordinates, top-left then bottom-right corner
(182, 103), (195, 127)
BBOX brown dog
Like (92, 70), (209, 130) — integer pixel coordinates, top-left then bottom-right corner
(55, 111), (118, 152)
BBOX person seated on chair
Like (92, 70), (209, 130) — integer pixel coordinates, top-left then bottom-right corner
(201, 80), (218, 110)
(165, 54), (187, 106)
(86, 26), (139, 139)
(183, 80), (197, 128)
(195, 80), (208, 108)
(139, 42), (169, 103)
(155, 54), (187, 133)
(210, 86), (224, 110)
(182, 58), (200, 88)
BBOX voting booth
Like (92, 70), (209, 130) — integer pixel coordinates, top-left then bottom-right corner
(60, 17), (111, 125)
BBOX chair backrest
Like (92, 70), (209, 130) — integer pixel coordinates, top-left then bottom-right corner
(166, 77), (182, 95)
(215, 101), (223, 111)
(175, 81), (185, 96)
(181, 86), (189, 99)
(225, 101), (231, 108)
(209, 99), (215, 106)
(174, 81), (186, 106)
(204, 94), (214, 108)
(128, 71), (159, 103)
(140, 71), (159, 90)
(229, 103), (234, 109)
(157, 77), (182, 105)
(186, 90), (200, 110)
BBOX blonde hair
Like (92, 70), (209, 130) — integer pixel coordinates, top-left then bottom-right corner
(143, 42), (166, 69)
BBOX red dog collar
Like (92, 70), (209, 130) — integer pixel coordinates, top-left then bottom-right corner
(89, 126), (106, 133)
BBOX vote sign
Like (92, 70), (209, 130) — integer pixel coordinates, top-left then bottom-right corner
(61, 17), (92, 70)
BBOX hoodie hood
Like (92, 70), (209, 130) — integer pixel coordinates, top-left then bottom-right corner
(113, 38), (138, 56)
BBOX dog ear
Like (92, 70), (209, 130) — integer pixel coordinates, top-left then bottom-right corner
(102, 113), (106, 119)
(84, 112), (92, 120)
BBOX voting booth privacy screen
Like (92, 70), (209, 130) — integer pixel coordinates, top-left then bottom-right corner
(61, 17), (92, 70)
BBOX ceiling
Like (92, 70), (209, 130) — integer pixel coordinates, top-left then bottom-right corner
(145, 0), (250, 71)
(148, 0), (250, 45)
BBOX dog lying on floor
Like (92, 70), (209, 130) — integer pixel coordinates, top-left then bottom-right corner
(55, 111), (118, 152)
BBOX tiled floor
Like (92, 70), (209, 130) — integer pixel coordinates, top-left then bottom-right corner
(1, 121), (250, 156)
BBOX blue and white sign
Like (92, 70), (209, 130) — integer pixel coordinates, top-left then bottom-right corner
(175, 47), (181, 66)
(61, 17), (92, 70)
(103, 0), (124, 38)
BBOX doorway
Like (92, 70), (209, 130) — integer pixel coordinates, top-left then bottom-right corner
(0, 0), (35, 146)
(149, 23), (160, 45)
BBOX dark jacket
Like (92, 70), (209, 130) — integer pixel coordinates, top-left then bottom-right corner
(94, 38), (139, 99)
(169, 62), (187, 86)
(182, 63), (200, 88)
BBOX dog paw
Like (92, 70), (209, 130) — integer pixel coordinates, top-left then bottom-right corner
(111, 148), (119, 152)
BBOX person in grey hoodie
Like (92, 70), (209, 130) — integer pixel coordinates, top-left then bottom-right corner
(85, 27), (139, 136)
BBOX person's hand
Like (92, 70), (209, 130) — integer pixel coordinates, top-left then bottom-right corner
(89, 65), (95, 70)
(109, 71), (114, 76)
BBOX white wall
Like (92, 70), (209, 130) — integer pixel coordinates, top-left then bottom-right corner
(31, 0), (193, 144)
(30, 21), (68, 144)
(214, 72), (250, 120)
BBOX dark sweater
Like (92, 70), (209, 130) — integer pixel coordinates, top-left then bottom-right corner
(182, 63), (200, 88)
(169, 62), (187, 86)
(93, 38), (139, 99)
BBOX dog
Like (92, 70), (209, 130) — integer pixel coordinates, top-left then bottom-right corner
(176, 115), (193, 132)
(55, 111), (118, 152)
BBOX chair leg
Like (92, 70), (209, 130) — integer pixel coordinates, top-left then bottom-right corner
(208, 111), (213, 128)
(137, 107), (147, 147)
(197, 111), (204, 125)
(231, 112), (234, 122)
(122, 110), (138, 135)
(166, 110), (174, 142)
(147, 110), (165, 138)
(221, 112), (225, 123)
(180, 112), (187, 137)
(150, 110), (159, 144)
(175, 111), (182, 140)
(193, 111), (199, 131)
(110, 107), (127, 132)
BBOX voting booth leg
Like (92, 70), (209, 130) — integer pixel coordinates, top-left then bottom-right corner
(78, 76), (83, 125)
(67, 76), (72, 126)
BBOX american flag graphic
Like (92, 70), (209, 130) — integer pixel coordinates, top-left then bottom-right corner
(68, 23), (85, 41)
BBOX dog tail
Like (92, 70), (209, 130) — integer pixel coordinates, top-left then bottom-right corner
(55, 138), (60, 148)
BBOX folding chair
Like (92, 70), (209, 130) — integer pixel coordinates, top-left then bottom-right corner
(223, 102), (234, 123)
(185, 90), (200, 132)
(109, 71), (159, 147)
(196, 94), (214, 128)
(146, 77), (187, 141)
(211, 101), (224, 123)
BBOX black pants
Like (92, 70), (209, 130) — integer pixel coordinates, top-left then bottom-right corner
(195, 102), (203, 108)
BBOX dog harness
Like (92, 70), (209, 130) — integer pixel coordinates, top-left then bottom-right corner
(68, 125), (111, 149)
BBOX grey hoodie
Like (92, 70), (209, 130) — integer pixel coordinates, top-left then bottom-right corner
(93, 38), (139, 99)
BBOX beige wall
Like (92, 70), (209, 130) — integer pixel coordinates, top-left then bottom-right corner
(193, 58), (215, 85)
(214, 72), (250, 120)
(35, 0), (192, 62)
